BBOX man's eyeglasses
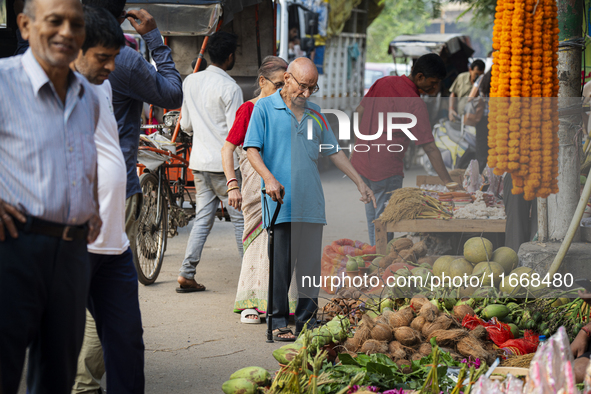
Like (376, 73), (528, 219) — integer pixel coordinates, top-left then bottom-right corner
(289, 73), (319, 94)
(264, 76), (285, 89)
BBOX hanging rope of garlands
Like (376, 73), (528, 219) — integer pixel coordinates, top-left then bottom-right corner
(487, 0), (560, 200)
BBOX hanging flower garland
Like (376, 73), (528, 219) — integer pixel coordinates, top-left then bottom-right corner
(487, 0), (560, 200)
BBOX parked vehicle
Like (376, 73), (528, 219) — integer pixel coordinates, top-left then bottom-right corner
(364, 62), (411, 95)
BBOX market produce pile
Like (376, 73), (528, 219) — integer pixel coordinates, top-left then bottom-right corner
(488, 0), (560, 199)
(380, 188), (453, 224)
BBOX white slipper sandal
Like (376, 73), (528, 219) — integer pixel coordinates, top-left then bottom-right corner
(240, 309), (261, 324)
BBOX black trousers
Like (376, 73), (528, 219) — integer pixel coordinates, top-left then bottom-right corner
(503, 173), (538, 253)
(270, 222), (323, 333)
(0, 230), (89, 394)
(88, 248), (145, 393)
(475, 116), (489, 173)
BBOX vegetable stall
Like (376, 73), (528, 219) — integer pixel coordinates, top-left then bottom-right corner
(374, 166), (507, 256)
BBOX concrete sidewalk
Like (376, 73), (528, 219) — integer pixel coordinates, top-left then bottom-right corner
(17, 166), (425, 393)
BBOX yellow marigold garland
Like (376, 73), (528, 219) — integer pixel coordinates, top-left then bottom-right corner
(488, 0), (560, 200)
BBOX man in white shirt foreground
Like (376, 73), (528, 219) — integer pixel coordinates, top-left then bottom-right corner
(71, 6), (144, 393)
(177, 31), (245, 292)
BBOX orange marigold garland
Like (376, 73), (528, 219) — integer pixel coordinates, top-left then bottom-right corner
(488, 0), (560, 199)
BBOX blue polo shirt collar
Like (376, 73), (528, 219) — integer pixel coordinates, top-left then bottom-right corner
(271, 89), (315, 120)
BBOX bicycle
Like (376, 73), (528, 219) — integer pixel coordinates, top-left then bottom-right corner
(135, 111), (196, 284)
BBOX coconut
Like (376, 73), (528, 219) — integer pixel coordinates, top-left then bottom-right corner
(492, 247), (519, 274)
(449, 258), (474, 279)
(388, 308), (414, 329)
(410, 240), (428, 258)
(418, 343), (432, 356)
(422, 322), (445, 338)
(432, 255), (455, 278)
(353, 325), (371, 344)
(344, 337), (360, 352)
(369, 257), (382, 274)
(360, 339), (388, 355)
(388, 311), (411, 329)
(457, 336), (494, 364)
(371, 323), (393, 342)
(362, 313), (377, 330)
(427, 329), (468, 347)
(410, 295), (430, 312)
(394, 327), (421, 346)
(398, 249), (417, 264)
(435, 314), (454, 330)
(458, 283), (478, 298)
(380, 255), (395, 269)
(463, 237), (493, 264)
(500, 267), (534, 296)
(411, 353), (424, 361)
(410, 267), (432, 283)
(375, 314), (389, 327)
(472, 261), (504, 286)
(471, 325), (488, 340)
(388, 341), (407, 359)
(381, 309), (395, 322)
(410, 316), (427, 332)
(418, 302), (440, 322)
(392, 238), (413, 253)
(452, 304), (475, 323)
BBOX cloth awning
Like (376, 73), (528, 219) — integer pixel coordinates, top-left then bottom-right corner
(388, 34), (474, 58)
(123, 0), (264, 35)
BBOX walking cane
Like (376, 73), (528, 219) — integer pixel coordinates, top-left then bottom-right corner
(263, 188), (282, 343)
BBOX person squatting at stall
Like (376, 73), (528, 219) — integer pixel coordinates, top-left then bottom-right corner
(176, 31), (245, 292)
(70, 6), (145, 394)
(244, 57), (376, 341)
(351, 53), (453, 246)
(0, 0), (102, 391)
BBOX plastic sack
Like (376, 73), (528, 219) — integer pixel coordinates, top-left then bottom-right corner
(523, 326), (577, 394)
(320, 239), (375, 294)
(463, 159), (482, 192)
(462, 315), (514, 346)
(583, 354), (591, 393)
(471, 375), (501, 394)
(502, 374), (524, 394)
(499, 330), (540, 356)
(482, 165), (504, 197)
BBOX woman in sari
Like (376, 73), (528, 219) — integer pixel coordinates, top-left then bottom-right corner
(221, 56), (297, 328)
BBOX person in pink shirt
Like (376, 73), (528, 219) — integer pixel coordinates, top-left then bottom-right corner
(352, 53), (453, 245)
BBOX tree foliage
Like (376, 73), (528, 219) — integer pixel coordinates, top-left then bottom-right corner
(453, 0), (497, 28)
(366, 0), (434, 63)
(366, 0), (497, 63)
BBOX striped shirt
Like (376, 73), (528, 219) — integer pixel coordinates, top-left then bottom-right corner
(0, 49), (100, 225)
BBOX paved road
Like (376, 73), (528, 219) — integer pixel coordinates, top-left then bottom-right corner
(17, 165), (426, 393)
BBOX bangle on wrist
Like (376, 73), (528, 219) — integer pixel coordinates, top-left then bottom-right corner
(582, 327), (591, 338)
(227, 186), (240, 193)
(226, 178), (237, 186)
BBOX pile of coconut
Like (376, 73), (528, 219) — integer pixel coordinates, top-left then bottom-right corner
(341, 296), (496, 371)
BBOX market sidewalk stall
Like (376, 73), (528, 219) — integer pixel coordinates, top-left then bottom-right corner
(374, 164), (507, 256)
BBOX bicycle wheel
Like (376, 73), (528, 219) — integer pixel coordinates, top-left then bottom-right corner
(136, 172), (168, 285)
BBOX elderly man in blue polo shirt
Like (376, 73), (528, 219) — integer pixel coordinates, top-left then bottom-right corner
(244, 57), (376, 341)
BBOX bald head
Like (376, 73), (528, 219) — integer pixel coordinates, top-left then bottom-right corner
(281, 57), (318, 108)
(286, 57), (318, 80)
